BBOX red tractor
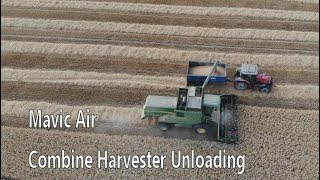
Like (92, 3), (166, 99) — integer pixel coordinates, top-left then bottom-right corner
(234, 64), (273, 93)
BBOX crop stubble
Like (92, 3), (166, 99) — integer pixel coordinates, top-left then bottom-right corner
(2, 83), (319, 110)
(2, 9), (318, 32)
(2, 17), (318, 42)
(2, 41), (318, 68)
(2, 67), (318, 101)
(1, 104), (319, 179)
(2, 0), (318, 21)
(2, 52), (319, 84)
(2, 29), (318, 56)
(1, 0), (319, 179)
(39, 0), (319, 12)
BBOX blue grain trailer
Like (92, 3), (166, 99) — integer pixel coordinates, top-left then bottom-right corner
(187, 61), (227, 86)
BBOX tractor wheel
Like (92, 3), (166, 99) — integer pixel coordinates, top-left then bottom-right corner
(158, 122), (171, 131)
(259, 86), (271, 93)
(193, 123), (209, 135)
(234, 81), (248, 90)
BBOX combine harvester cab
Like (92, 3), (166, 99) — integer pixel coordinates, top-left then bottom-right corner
(141, 95), (177, 121)
(141, 61), (238, 143)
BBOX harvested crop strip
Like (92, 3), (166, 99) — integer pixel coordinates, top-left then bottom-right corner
(1, 67), (185, 84)
(2, 41), (318, 68)
(0, 67), (183, 90)
(2, 67), (318, 100)
(2, 0), (319, 21)
(1, 100), (141, 125)
(2, 17), (318, 42)
(286, 0), (319, 4)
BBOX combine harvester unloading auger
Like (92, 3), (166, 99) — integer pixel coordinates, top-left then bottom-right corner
(141, 61), (238, 143)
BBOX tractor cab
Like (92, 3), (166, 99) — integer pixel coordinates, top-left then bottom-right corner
(235, 64), (258, 82)
(234, 64), (273, 93)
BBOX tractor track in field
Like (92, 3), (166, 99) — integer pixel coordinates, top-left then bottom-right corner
(50, 0), (320, 12)
(2, 34), (318, 55)
(2, 1), (318, 21)
(2, 52), (319, 85)
(1, 81), (318, 110)
(1, 30), (318, 56)
(2, 16), (318, 42)
(1, 8), (318, 32)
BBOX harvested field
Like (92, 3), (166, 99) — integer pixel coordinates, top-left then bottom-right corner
(2, 52), (319, 84)
(2, 41), (319, 68)
(2, 18), (319, 42)
(51, 0), (320, 12)
(2, 0), (319, 21)
(2, 67), (318, 101)
(2, 9), (318, 32)
(1, 0), (319, 179)
(2, 104), (319, 179)
(2, 30), (318, 55)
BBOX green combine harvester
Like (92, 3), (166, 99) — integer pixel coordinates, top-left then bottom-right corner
(141, 61), (238, 143)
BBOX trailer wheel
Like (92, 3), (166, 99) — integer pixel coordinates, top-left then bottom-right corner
(158, 122), (171, 131)
(234, 81), (248, 90)
(193, 123), (209, 135)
